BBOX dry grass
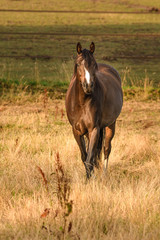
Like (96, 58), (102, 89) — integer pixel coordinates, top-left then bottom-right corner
(0, 95), (160, 239)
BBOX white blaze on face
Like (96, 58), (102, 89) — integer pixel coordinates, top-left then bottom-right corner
(84, 67), (90, 84)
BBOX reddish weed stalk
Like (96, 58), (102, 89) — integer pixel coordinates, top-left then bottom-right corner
(43, 89), (48, 109)
(55, 152), (73, 239)
(43, 89), (50, 122)
(37, 165), (48, 192)
(37, 152), (79, 239)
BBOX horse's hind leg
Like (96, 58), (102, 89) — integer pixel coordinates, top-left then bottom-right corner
(104, 122), (115, 170)
(94, 128), (103, 168)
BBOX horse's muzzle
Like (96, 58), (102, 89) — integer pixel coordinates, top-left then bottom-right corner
(82, 81), (94, 94)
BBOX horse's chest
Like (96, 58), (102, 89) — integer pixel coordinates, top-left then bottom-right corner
(74, 107), (96, 135)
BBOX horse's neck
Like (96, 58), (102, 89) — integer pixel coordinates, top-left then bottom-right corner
(75, 76), (87, 106)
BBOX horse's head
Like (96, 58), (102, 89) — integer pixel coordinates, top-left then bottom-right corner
(75, 42), (98, 94)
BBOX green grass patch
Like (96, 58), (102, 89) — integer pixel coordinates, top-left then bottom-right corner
(0, 1), (160, 99)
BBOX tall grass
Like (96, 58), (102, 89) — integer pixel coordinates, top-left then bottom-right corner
(0, 96), (159, 239)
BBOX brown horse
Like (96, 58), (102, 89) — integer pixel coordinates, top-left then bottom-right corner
(65, 42), (123, 178)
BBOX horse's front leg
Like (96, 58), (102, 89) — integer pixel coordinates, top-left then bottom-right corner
(72, 127), (87, 165)
(85, 127), (100, 178)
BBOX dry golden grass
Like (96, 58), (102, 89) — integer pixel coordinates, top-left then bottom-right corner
(0, 95), (160, 239)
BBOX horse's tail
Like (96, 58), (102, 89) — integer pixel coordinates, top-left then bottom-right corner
(95, 128), (104, 168)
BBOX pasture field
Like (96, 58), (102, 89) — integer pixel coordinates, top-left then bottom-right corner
(0, 0), (160, 97)
(0, 95), (160, 239)
(0, 0), (160, 239)
(1, 0), (160, 11)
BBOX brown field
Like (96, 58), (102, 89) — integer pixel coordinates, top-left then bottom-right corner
(0, 94), (160, 239)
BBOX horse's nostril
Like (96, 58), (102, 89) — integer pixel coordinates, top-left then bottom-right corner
(90, 82), (94, 87)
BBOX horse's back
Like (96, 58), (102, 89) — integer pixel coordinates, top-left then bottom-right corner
(97, 63), (123, 103)
(98, 63), (122, 85)
(96, 63), (123, 126)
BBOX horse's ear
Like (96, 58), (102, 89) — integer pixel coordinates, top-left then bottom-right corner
(90, 42), (95, 53)
(77, 42), (82, 54)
